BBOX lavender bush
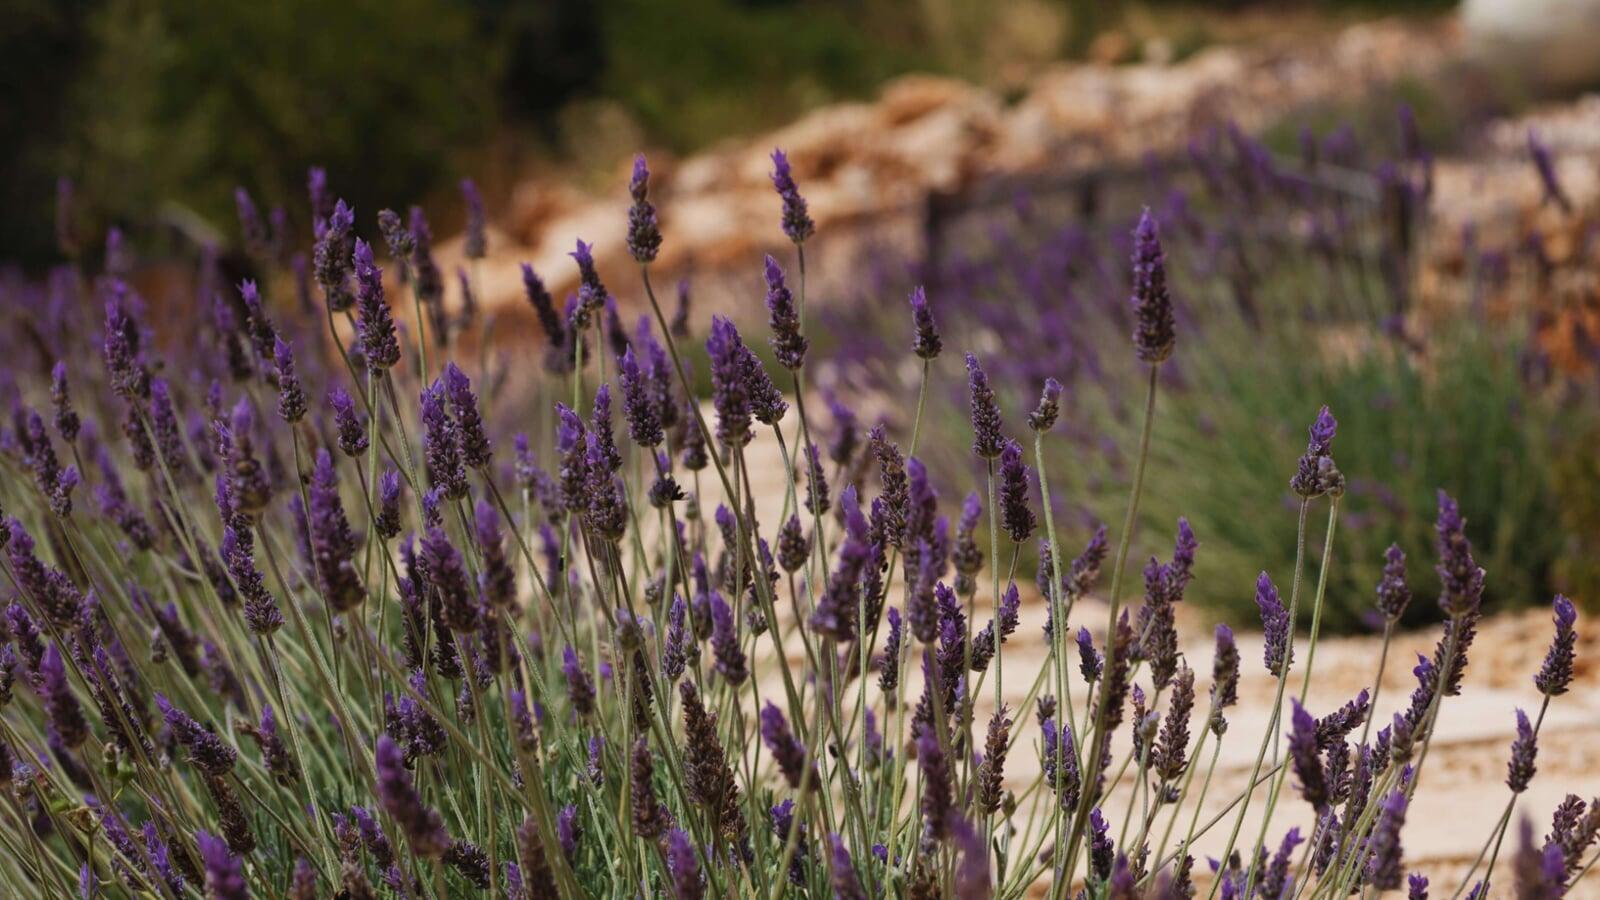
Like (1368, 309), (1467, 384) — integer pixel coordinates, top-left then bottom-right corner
(0, 154), (1591, 899)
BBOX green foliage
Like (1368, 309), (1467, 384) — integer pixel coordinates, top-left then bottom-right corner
(1124, 320), (1564, 633)
(66, 0), (492, 248)
(597, 0), (926, 152)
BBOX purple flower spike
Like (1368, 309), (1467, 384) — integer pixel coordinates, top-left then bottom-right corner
(760, 702), (810, 789)
(1256, 572), (1292, 677)
(1210, 624), (1240, 733)
(1290, 406), (1342, 498)
(966, 353), (1005, 459)
(1408, 874), (1429, 900)
(627, 154), (662, 264)
(919, 725), (954, 840)
(1376, 543), (1412, 622)
(40, 643), (88, 747)
(618, 347), (663, 448)
(706, 316), (754, 447)
(1130, 208), (1175, 364)
(998, 439), (1035, 543)
(1364, 790), (1409, 891)
(376, 469), (403, 541)
(420, 379), (468, 498)
(442, 362), (491, 469)
(329, 387), (368, 457)
(830, 834), (867, 900)
(309, 449), (364, 613)
(1088, 808), (1114, 880)
(375, 735), (451, 858)
(1513, 815), (1566, 899)
(273, 338), (306, 423)
(197, 830), (248, 900)
(770, 148), (815, 244)
(1535, 595), (1577, 696)
(461, 178), (487, 260)
(157, 694), (236, 775)
(562, 646), (595, 717)
(570, 238), (607, 315)
(1506, 708), (1537, 793)
(409, 206), (443, 306)
(764, 254), (807, 369)
(709, 592), (747, 685)
(1435, 490), (1485, 619)
(557, 804), (580, 859)
(1529, 129), (1573, 213)
(353, 238), (402, 370)
(908, 285), (941, 360)
(314, 199), (357, 312)
(1288, 699), (1327, 810)
(1076, 627), (1102, 684)
(666, 828), (702, 900)
(50, 361), (79, 442)
(1028, 377), (1063, 432)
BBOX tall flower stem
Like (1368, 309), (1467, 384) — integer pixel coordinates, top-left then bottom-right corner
(1357, 620), (1396, 748)
(1243, 498), (1340, 900)
(1062, 363), (1160, 888)
(1204, 498), (1311, 900)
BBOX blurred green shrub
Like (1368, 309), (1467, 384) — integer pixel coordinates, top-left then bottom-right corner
(64, 0), (494, 249)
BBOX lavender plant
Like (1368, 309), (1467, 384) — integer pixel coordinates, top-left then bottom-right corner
(0, 149), (1589, 900)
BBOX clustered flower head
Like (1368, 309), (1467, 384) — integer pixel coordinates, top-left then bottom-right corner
(627, 154), (662, 263)
(1130, 207), (1175, 364)
(1290, 405), (1343, 498)
(770, 148), (814, 244)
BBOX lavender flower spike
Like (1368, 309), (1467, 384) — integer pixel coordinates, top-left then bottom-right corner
(1290, 406), (1342, 498)
(830, 834), (868, 900)
(273, 338), (306, 424)
(50, 361), (79, 441)
(1288, 699), (1328, 810)
(1365, 789), (1409, 891)
(764, 254), (807, 369)
(1506, 708), (1537, 793)
(375, 735), (450, 857)
(562, 645), (596, 717)
(666, 828), (702, 900)
(329, 387), (368, 457)
(1376, 543), (1412, 622)
(353, 238), (401, 370)
(706, 316), (753, 447)
(998, 438), (1036, 543)
(770, 148), (815, 244)
(197, 831), (248, 900)
(909, 285), (941, 360)
(1435, 490), (1485, 619)
(40, 643), (89, 747)
(1130, 207), (1175, 364)
(966, 353), (1005, 460)
(709, 591), (747, 685)
(1028, 377), (1063, 433)
(1535, 594), (1577, 696)
(442, 362), (491, 469)
(1256, 571), (1292, 677)
(760, 702), (811, 789)
(461, 177), (487, 260)
(1529, 129), (1573, 213)
(627, 154), (662, 264)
